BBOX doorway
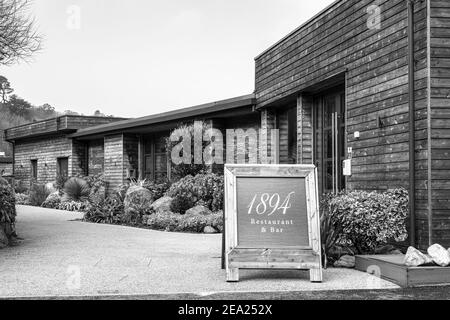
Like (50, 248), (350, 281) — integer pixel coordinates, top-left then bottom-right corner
(57, 157), (69, 178)
(313, 89), (346, 195)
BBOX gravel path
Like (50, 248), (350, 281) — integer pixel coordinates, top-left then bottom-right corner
(0, 206), (399, 298)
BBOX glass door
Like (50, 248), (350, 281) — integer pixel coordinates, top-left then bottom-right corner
(314, 91), (346, 194)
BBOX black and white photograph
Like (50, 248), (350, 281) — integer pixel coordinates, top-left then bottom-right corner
(1, 0), (450, 308)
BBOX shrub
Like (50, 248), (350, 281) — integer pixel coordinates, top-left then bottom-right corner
(170, 195), (195, 215)
(58, 201), (89, 212)
(62, 177), (91, 203)
(14, 180), (28, 194)
(143, 179), (171, 200)
(320, 193), (344, 267)
(29, 183), (50, 207)
(15, 193), (30, 205)
(165, 122), (212, 180)
(167, 173), (224, 214)
(42, 192), (62, 209)
(0, 183), (16, 241)
(146, 211), (223, 233)
(84, 174), (107, 202)
(55, 173), (68, 191)
(84, 195), (124, 224)
(327, 188), (409, 255)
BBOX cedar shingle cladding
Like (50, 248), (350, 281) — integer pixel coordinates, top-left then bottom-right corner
(254, 0), (447, 248)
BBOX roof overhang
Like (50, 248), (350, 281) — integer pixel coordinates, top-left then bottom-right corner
(70, 94), (257, 140)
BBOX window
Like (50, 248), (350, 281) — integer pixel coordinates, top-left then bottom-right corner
(31, 160), (38, 181)
(57, 157), (69, 178)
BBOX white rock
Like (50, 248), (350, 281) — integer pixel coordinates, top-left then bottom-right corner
(333, 255), (355, 268)
(404, 247), (433, 267)
(428, 244), (450, 267)
(203, 226), (218, 234)
(150, 196), (173, 213)
(186, 205), (212, 216)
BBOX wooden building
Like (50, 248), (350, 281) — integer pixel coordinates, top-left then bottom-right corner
(4, 0), (450, 249)
(254, 0), (450, 249)
(0, 156), (13, 177)
(4, 115), (126, 187)
(69, 94), (259, 193)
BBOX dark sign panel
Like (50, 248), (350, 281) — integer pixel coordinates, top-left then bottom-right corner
(224, 164), (322, 283)
(236, 177), (309, 248)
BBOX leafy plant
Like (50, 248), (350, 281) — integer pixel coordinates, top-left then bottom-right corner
(320, 194), (344, 268)
(143, 179), (171, 200)
(29, 183), (50, 207)
(0, 182), (16, 241)
(84, 195), (124, 224)
(15, 193), (30, 205)
(42, 193), (61, 209)
(58, 201), (89, 212)
(61, 177), (91, 203)
(146, 211), (223, 233)
(327, 188), (409, 255)
(167, 173), (224, 214)
(170, 195), (195, 215)
(165, 122), (213, 180)
(55, 173), (68, 192)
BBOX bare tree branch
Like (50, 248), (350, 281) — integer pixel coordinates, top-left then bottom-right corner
(0, 0), (42, 66)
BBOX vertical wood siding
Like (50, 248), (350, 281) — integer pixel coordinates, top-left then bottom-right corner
(255, 0), (431, 248)
(430, 0), (450, 248)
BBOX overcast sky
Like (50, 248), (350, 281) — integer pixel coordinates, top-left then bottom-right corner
(2, 0), (335, 118)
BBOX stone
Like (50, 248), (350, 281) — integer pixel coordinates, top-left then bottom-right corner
(388, 249), (403, 255)
(428, 244), (450, 267)
(124, 186), (154, 217)
(404, 246), (433, 267)
(150, 196), (173, 213)
(185, 205), (212, 216)
(203, 226), (218, 234)
(333, 255), (355, 268)
(45, 182), (57, 194)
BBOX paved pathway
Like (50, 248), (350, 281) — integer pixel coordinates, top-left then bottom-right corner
(0, 206), (399, 298)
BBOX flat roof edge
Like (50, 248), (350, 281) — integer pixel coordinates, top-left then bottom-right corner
(254, 0), (345, 61)
(70, 94), (256, 138)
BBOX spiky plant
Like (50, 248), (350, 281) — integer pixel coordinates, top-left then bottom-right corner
(62, 177), (91, 203)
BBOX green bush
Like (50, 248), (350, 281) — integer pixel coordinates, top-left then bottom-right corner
(29, 183), (50, 206)
(58, 201), (89, 212)
(0, 183), (16, 241)
(84, 195), (124, 224)
(326, 188), (409, 255)
(143, 179), (171, 200)
(42, 193), (62, 209)
(165, 122), (213, 180)
(55, 173), (68, 191)
(146, 212), (223, 233)
(62, 177), (90, 203)
(14, 180), (28, 194)
(15, 193), (30, 205)
(170, 195), (195, 214)
(167, 173), (224, 214)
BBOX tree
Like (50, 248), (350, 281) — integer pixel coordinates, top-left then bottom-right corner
(5, 94), (32, 119)
(0, 75), (13, 103)
(0, 0), (42, 66)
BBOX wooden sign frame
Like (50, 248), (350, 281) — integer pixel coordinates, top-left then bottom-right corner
(224, 164), (322, 283)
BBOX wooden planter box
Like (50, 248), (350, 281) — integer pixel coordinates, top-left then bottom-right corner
(356, 255), (450, 288)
